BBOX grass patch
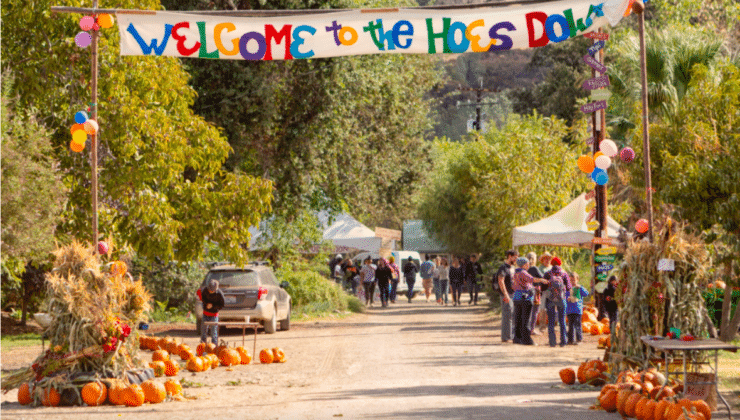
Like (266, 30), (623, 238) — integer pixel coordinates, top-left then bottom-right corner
(1, 332), (42, 351)
(718, 338), (740, 410)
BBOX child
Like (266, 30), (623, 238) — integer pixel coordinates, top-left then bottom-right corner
(604, 275), (619, 332)
(566, 272), (589, 345)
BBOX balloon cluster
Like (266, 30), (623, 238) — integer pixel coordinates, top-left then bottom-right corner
(75, 13), (115, 48)
(69, 111), (99, 152)
(577, 141), (637, 186)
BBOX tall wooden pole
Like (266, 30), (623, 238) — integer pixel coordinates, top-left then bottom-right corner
(91, 0), (99, 251)
(635, 0), (654, 242)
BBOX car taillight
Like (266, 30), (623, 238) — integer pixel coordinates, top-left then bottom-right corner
(257, 287), (268, 300)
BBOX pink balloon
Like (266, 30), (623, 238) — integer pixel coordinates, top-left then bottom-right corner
(620, 147), (635, 163)
(635, 218), (649, 234)
(79, 16), (95, 31)
(75, 32), (92, 48)
(97, 241), (109, 255)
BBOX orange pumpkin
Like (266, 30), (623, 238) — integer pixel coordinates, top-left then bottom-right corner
(81, 381), (107, 406)
(187, 357), (204, 372)
(204, 342), (216, 354)
(259, 348), (274, 364)
(559, 367), (576, 385)
(655, 399), (672, 420)
(602, 324), (611, 334)
(600, 388), (619, 412)
(123, 383), (145, 407)
(691, 399), (712, 420)
(164, 379), (182, 396)
(152, 349), (169, 362)
(236, 347), (252, 364)
(166, 339), (180, 356)
(41, 387), (61, 407)
(150, 361), (166, 377)
(635, 396), (649, 420)
(17, 382), (33, 405)
(207, 354), (220, 369)
(219, 348), (241, 366)
(178, 344), (194, 360)
(164, 360), (180, 376)
(651, 386), (676, 400)
(625, 392), (643, 417)
(582, 311), (598, 324)
(196, 342), (207, 357)
(665, 401), (686, 420)
(271, 348), (286, 363)
(107, 380), (126, 405)
(643, 399), (658, 420)
(590, 323), (603, 335)
(141, 380), (166, 404)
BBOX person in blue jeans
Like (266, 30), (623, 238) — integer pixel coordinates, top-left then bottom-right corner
(198, 279), (225, 344)
(402, 258), (418, 303)
(543, 257), (571, 347)
(496, 250), (518, 342)
(565, 272), (589, 345)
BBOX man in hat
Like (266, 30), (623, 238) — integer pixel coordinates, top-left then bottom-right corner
(198, 279), (225, 344)
(496, 250), (518, 342)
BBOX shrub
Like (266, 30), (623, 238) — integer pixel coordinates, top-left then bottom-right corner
(276, 267), (363, 317)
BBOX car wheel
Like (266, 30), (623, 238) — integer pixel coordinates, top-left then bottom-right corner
(280, 304), (291, 331)
(264, 305), (277, 334)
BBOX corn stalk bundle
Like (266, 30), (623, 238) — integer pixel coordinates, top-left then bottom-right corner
(1, 241), (152, 402)
(610, 218), (710, 372)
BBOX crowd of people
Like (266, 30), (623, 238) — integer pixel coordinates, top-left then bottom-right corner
(329, 249), (618, 346)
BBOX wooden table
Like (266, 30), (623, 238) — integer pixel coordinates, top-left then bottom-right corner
(641, 336), (738, 419)
(204, 317), (260, 358)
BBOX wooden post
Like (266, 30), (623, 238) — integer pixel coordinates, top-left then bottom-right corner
(91, 0), (99, 251)
(634, 0), (654, 242)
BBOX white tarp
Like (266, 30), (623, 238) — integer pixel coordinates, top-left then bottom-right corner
(512, 193), (626, 248)
(117, 0), (631, 60)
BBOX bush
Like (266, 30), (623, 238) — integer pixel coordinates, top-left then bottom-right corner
(128, 255), (207, 313)
(276, 268), (364, 317)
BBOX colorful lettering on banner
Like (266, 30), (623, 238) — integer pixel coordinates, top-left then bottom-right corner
(595, 246), (617, 255)
(581, 100), (607, 113)
(596, 272), (608, 280)
(582, 74), (610, 90)
(594, 254), (616, 263)
(583, 54), (607, 73)
(595, 264), (614, 272)
(592, 236), (613, 245)
(117, 1), (628, 60)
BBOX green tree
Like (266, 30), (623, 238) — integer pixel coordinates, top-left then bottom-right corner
(418, 113), (591, 257)
(1, 0), (273, 264)
(1, 76), (66, 324)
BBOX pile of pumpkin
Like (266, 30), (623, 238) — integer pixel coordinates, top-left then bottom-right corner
(16, 378), (184, 407)
(582, 306), (612, 336)
(560, 358), (609, 386)
(595, 368), (713, 420)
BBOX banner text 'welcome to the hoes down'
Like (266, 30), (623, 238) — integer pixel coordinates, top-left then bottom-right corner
(122, 2), (609, 60)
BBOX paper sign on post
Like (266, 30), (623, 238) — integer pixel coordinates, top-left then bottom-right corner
(583, 75), (611, 90)
(581, 100), (608, 114)
(658, 259), (675, 271)
(590, 90), (612, 101)
(583, 54), (608, 73)
(594, 254), (616, 263)
(584, 32), (610, 40)
(595, 264), (614, 273)
(592, 237), (613, 245)
(595, 246), (617, 255)
(596, 272), (609, 281)
(587, 40), (606, 56)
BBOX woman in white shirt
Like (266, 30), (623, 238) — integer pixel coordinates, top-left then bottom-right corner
(435, 258), (450, 306)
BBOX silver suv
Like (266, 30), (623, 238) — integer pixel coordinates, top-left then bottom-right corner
(194, 263), (291, 334)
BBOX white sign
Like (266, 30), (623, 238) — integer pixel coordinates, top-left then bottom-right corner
(658, 258), (675, 271)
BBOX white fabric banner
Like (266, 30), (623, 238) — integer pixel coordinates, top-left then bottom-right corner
(117, 0), (631, 60)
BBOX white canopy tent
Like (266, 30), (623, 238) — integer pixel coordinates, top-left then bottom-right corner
(248, 211), (382, 253)
(512, 193), (627, 248)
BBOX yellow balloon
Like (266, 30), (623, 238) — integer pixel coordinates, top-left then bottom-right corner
(98, 14), (114, 29)
(577, 155), (595, 173)
(72, 130), (87, 144)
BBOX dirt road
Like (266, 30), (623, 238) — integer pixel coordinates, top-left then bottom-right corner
(0, 298), (722, 419)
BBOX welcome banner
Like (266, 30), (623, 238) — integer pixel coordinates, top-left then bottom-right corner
(118, 0), (631, 60)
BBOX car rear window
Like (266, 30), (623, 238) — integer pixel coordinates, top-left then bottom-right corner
(206, 270), (259, 287)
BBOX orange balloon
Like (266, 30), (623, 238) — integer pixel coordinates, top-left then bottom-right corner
(70, 140), (85, 153)
(594, 151), (604, 159)
(577, 155), (595, 173)
(70, 124), (85, 135)
(635, 218), (649, 233)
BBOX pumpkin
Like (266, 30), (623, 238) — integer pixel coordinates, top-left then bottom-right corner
(17, 382), (33, 405)
(642, 381), (656, 398)
(590, 323), (603, 335)
(665, 401), (686, 420)
(152, 349), (169, 362)
(178, 344), (193, 360)
(166, 339), (180, 356)
(582, 311), (598, 324)
(156, 337), (170, 350)
(271, 348), (286, 363)
(147, 337), (158, 351)
(602, 324), (611, 334)
(150, 361), (166, 377)
(651, 385), (676, 400)
(259, 348), (274, 364)
(655, 399), (672, 420)
(215, 344), (229, 358)
(625, 392), (643, 417)
(81, 381), (107, 406)
(164, 360), (180, 376)
(691, 399), (711, 420)
(164, 379), (182, 396)
(236, 347), (252, 364)
(187, 357), (204, 372)
(600, 389), (619, 412)
(715, 280), (726, 289)
(41, 387), (61, 407)
(107, 380), (126, 405)
(196, 342), (207, 357)
(582, 322), (593, 333)
(593, 360), (608, 372)
(220, 348), (241, 366)
(204, 342), (216, 354)
(559, 367), (576, 385)
(141, 380), (166, 404)
(616, 388), (634, 416)
(643, 399), (658, 420)
(123, 383), (145, 407)
(635, 396), (649, 420)
(583, 368), (603, 384)
(207, 354), (220, 369)
(139, 336), (148, 350)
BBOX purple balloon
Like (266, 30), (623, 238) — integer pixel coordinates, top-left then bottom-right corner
(75, 32), (92, 48)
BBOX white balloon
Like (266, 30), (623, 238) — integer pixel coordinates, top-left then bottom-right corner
(600, 139), (618, 157)
(595, 155), (612, 170)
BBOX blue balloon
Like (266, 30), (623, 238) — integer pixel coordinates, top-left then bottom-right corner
(590, 167), (605, 182)
(74, 111), (88, 124)
(594, 171), (609, 185)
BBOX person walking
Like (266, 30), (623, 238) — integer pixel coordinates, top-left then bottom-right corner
(388, 256), (401, 304)
(449, 257), (465, 306)
(420, 255), (436, 302)
(496, 250), (518, 342)
(198, 279), (225, 345)
(604, 275), (619, 332)
(466, 254), (484, 305)
(435, 257), (450, 305)
(543, 257), (571, 347)
(360, 257), (376, 307)
(375, 258), (393, 308)
(512, 257), (548, 345)
(343, 259), (359, 294)
(403, 257), (419, 303)
(525, 252), (544, 335)
(432, 257), (442, 304)
(566, 272), (589, 345)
